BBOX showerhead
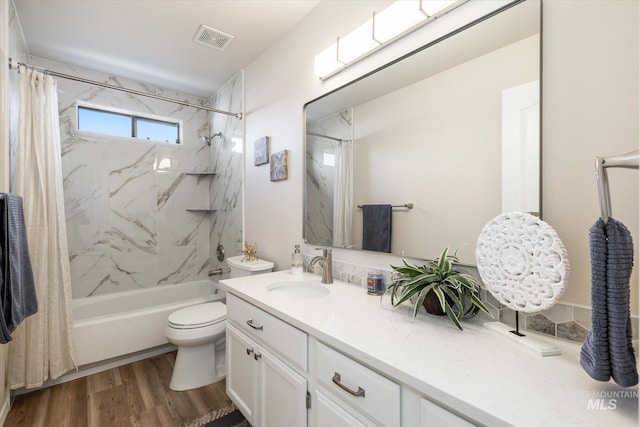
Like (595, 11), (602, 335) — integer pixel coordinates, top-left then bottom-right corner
(201, 132), (223, 146)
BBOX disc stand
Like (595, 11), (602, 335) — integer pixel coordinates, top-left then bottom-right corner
(483, 311), (561, 357)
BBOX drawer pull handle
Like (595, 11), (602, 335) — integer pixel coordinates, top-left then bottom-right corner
(246, 319), (264, 330)
(246, 348), (254, 356)
(254, 352), (262, 361)
(332, 372), (365, 398)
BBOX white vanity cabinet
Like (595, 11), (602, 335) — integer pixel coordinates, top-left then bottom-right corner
(226, 323), (258, 422)
(310, 339), (401, 427)
(225, 291), (473, 427)
(400, 385), (476, 427)
(226, 294), (308, 427)
(314, 388), (369, 427)
(419, 397), (474, 427)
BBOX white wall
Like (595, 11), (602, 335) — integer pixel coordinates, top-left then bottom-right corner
(543, 0), (639, 312)
(245, 0), (638, 311)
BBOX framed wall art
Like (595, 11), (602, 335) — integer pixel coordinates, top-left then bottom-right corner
(254, 136), (270, 166)
(270, 150), (289, 181)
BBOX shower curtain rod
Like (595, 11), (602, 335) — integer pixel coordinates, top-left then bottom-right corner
(306, 130), (351, 143)
(8, 58), (243, 119)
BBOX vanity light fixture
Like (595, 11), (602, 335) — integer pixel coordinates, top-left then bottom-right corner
(314, 0), (466, 80)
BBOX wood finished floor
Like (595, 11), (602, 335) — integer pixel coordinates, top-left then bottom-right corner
(4, 351), (233, 427)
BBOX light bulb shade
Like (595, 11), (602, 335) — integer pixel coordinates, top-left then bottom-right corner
(314, 42), (343, 78)
(374, 0), (426, 43)
(420, 0), (458, 16)
(313, 0), (466, 80)
(337, 19), (379, 64)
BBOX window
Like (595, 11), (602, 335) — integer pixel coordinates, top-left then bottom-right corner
(77, 104), (181, 144)
(323, 152), (335, 167)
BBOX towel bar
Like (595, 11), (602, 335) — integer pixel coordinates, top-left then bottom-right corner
(595, 150), (639, 223)
(357, 203), (413, 210)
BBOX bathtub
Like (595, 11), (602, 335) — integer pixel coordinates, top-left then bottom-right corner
(73, 280), (224, 367)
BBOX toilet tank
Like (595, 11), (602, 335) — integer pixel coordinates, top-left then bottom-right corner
(227, 256), (274, 278)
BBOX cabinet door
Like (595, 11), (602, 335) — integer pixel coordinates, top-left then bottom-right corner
(226, 325), (258, 425)
(314, 389), (370, 427)
(420, 397), (474, 427)
(259, 347), (307, 427)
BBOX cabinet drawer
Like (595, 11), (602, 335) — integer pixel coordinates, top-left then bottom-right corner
(315, 341), (400, 427)
(227, 294), (307, 372)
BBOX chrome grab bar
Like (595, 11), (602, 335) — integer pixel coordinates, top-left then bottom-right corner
(332, 372), (365, 398)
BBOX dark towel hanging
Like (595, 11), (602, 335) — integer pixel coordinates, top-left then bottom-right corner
(361, 204), (392, 253)
(0, 193), (38, 343)
(580, 217), (638, 387)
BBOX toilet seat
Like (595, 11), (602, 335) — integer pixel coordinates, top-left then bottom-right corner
(168, 302), (226, 330)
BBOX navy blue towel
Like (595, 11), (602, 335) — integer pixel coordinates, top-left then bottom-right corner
(361, 204), (392, 253)
(0, 193), (37, 343)
(580, 217), (638, 387)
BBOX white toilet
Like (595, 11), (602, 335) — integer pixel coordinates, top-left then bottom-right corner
(165, 256), (274, 391)
(165, 302), (226, 391)
(227, 255), (275, 278)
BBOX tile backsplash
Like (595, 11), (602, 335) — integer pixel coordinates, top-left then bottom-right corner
(305, 254), (639, 350)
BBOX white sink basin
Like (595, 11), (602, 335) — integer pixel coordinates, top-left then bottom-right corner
(266, 281), (330, 299)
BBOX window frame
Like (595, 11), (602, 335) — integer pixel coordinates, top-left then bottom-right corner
(76, 101), (183, 145)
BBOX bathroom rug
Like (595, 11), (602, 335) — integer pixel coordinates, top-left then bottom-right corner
(182, 404), (238, 427)
(203, 409), (249, 427)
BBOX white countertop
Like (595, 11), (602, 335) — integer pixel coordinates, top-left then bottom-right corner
(219, 271), (639, 427)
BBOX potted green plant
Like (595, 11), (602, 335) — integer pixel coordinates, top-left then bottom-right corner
(386, 247), (492, 330)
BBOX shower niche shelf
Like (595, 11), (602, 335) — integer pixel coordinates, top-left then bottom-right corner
(186, 208), (218, 213)
(186, 172), (217, 212)
(186, 171), (217, 176)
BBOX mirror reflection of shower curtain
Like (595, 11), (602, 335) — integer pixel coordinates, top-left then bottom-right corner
(9, 66), (76, 389)
(332, 141), (353, 247)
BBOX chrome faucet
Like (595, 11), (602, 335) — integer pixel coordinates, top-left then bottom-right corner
(309, 248), (333, 284)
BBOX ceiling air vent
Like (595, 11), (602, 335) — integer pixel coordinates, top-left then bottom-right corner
(193, 25), (235, 51)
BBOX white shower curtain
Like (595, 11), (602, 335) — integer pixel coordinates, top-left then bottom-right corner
(332, 141), (353, 247)
(9, 66), (76, 389)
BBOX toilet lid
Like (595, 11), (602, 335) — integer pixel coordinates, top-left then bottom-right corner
(168, 302), (226, 329)
(227, 255), (274, 272)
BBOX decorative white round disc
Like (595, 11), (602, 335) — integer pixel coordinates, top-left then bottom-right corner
(475, 212), (569, 313)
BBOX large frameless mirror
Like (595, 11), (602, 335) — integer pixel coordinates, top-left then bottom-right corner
(304, 0), (541, 265)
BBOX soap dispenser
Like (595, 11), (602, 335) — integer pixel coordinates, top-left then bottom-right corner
(291, 244), (303, 275)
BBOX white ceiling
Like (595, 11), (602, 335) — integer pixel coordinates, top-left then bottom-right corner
(13, 0), (321, 98)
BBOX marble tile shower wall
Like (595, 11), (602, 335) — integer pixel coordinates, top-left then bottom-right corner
(305, 109), (352, 245)
(305, 255), (638, 348)
(30, 56), (214, 298)
(208, 72), (243, 270)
